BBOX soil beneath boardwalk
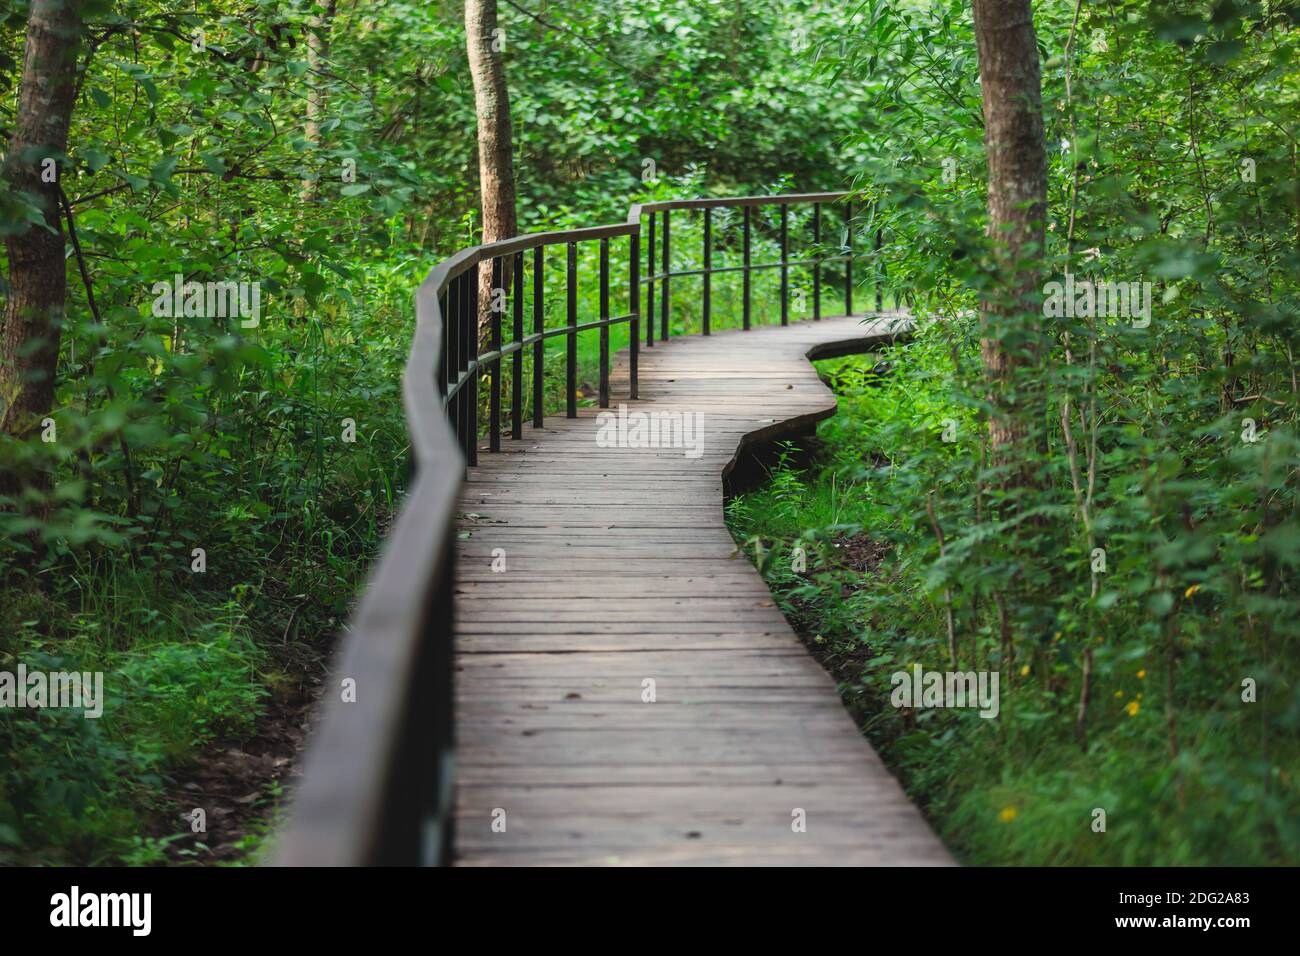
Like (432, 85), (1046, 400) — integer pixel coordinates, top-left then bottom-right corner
(783, 529), (894, 724)
(154, 655), (327, 865)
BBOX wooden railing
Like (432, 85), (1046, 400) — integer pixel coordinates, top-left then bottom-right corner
(272, 192), (882, 866)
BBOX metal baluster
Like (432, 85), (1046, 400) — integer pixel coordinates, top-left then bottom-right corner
(566, 241), (577, 418)
(445, 273), (457, 418)
(599, 237), (610, 408)
(780, 204), (789, 327)
(876, 225), (884, 313)
(489, 256), (502, 452)
(661, 209), (670, 341)
(702, 207), (711, 335)
(845, 199), (853, 317)
(629, 231), (640, 399)
(512, 250), (523, 439)
(466, 269), (478, 467)
(813, 202), (821, 321)
(742, 205), (751, 330)
(646, 212), (655, 348)
(532, 246), (543, 428)
(448, 292), (456, 400)
(438, 290), (447, 404)
(457, 270), (469, 460)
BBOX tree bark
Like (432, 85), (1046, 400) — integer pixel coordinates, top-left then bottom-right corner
(1, 0), (84, 446)
(970, 0), (1047, 467)
(465, 0), (517, 334)
(302, 0), (338, 200)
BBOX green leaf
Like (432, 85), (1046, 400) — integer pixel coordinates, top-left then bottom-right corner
(150, 156), (179, 184)
(82, 148), (110, 173)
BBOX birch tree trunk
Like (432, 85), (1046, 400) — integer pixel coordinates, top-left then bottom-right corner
(465, 0), (517, 334)
(302, 0), (338, 200)
(971, 0), (1047, 470)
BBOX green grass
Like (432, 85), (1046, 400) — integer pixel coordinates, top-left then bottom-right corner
(0, 285), (412, 865)
(0, 584), (266, 864)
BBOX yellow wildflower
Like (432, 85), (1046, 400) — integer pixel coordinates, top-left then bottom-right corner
(1020, 664), (1031, 677)
(1126, 700), (1140, 717)
(999, 806), (1018, 823)
(1137, 669), (1146, 680)
(1185, 584), (1201, 599)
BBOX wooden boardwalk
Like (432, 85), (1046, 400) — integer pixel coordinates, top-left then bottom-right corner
(452, 312), (952, 865)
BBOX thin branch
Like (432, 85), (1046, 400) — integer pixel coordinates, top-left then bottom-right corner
(58, 184), (139, 521)
(500, 0), (635, 73)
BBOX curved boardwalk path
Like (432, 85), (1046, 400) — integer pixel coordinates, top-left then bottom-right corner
(452, 312), (952, 865)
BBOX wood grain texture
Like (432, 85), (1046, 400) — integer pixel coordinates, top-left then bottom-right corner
(452, 312), (953, 866)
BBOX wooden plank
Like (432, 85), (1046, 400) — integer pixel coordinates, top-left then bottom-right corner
(453, 845), (948, 867)
(452, 313), (951, 867)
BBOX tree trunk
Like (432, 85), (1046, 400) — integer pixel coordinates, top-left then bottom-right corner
(1, 0), (83, 447)
(465, 0), (517, 334)
(302, 0), (338, 200)
(970, 0), (1047, 467)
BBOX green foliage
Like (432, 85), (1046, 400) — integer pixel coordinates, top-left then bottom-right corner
(0, 613), (265, 864)
(729, 331), (1300, 864)
(0, 0), (884, 863)
(728, 0), (1300, 863)
(2, 0), (1296, 865)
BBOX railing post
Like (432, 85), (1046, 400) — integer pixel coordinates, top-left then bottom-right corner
(845, 199), (853, 317)
(457, 271), (469, 462)
(449, 275), (458, 446)
(661, 208), (670, 341)
(599, 237), (610, 409)
(813, 202), (822, 321)
(446, 273), (458, 432)
(489, 256), (502, 452)
(702, 206), (711, 335)
(466, 269), (478, 467)
(437, 196), (862, 462)
(742, 205), (752, 331)
(566, 241), (577, 418)
(646, 212), (655, 348)
(780, 203), (789, 327)
(439, 288), (449, 402)
(442, 281), (455, 481)
(511, 250), (523, 440)
(532, 246), (544, 428)
(875, 224), (884, 313)
(629, 231), (640, 399)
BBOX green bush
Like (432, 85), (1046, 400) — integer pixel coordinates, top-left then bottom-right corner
(727, 332), (1300, 865)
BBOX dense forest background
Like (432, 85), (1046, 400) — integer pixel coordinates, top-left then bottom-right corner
(2, 0), (1298, 865)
